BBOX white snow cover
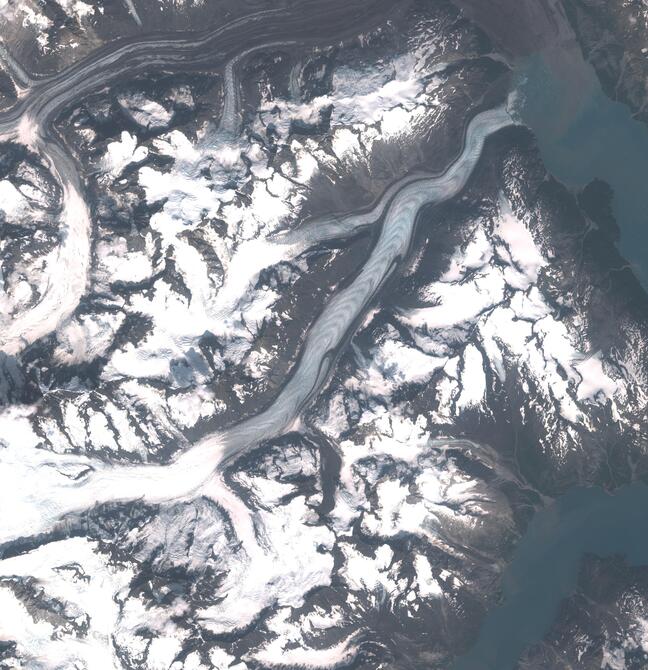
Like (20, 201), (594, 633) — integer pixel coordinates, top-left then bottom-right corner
(440, 225), (493, 282)
(319, 407), (440, 536)
(0, 537), (133, 669)
(0, 407), (223, 546)
(253, 636), (357, 668)
(118, 93), (174, 130)
(0, 409), (336, 651)
(347, 327), (446, 398)
(456, 344), (486, 411)
(340, 543), (398, 595)
(97, 125), (303, 382)
(358, 453), (496, 543)
(413, 554), (443, 599)
(54, 311), (126, 365)
(249, 606), (357, 668)
(92, 38), (451, 390)
(404, 270), (507, 332)
(197, 491), (335, 635)
(0, 179), (29, 217)
(1, 180), (92, 356)
(575, 353), (619, 402)
(0, 14), (635, 666)
(396, 193), (625, 431)
(167, 387), (221, 428)
(104, 131), (149, 177)
(494, 195), (546, 285)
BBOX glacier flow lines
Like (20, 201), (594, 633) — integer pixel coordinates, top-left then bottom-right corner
(0, 106), (516, 555)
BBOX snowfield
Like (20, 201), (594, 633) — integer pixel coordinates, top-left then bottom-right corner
(0, 2), (647, 668)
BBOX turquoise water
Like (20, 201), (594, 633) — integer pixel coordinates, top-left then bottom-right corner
(514, 47), (648, 284)
(453, 483), (648, 669)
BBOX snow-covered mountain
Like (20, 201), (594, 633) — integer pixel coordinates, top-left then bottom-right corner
(0, 0), (647, 668)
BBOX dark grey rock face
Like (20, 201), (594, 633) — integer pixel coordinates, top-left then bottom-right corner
(0, 0), (647, 668)
(562, 0), (648, 126)
(519, 554), (648, 669)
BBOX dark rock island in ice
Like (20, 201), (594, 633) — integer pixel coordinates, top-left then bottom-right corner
(0, 0), (648, 668)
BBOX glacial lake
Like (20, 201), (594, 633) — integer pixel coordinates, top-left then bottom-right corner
(453, 482), (648, 669)
(512, 45), (648, 285)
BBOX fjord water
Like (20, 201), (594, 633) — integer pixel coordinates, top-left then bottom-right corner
(513, 44), (648, 284)
(454, 44), (648, 668)
(453, 483), (648, 669)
